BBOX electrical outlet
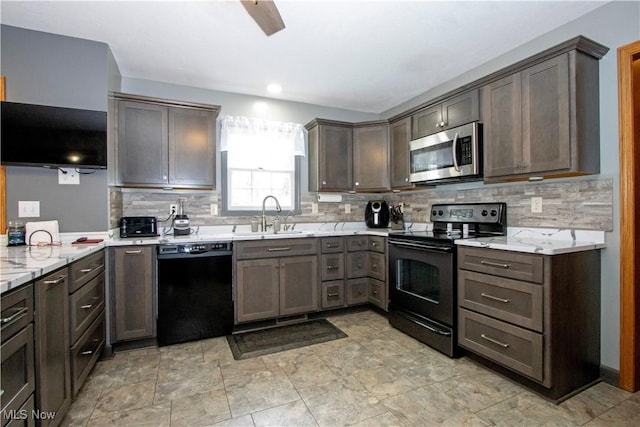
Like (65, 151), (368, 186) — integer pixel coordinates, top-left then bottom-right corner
(58, 168), (80, 185)
(18, 201), (40, 217)
(210, 204), (218, 216)
(311, 202), (318, 214)
(531, 197), (543, 213)
(344, 203), (351, 214)
(169, 204), (178, 215)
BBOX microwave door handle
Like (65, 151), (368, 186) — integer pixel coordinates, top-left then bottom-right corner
(452, 132), (461, 171)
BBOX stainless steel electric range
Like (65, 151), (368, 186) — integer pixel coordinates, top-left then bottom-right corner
(387, 202), (506, 357)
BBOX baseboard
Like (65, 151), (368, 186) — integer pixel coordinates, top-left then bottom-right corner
(600, 364), (620, 387)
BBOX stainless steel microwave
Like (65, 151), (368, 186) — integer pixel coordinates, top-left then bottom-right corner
(409, 121), (482, 184)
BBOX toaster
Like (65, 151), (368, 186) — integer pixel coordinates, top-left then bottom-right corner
(119, 216), (158, 238)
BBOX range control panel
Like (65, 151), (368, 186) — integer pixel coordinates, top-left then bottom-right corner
(430, 203), (506, 225)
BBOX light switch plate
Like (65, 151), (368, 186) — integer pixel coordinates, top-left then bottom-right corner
(58, 168), (80, 185)
(18, 201), (40, 217)
(531, 197), (543, 213)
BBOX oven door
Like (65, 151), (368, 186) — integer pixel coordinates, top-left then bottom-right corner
(388, 239), (455, 326)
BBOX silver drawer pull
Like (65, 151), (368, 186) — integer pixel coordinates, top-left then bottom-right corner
(480, 260), (510, 268)
(371, 242), (377, 247)
(125, 250), (143, 254)
(43, 276), (65, 285)
(80, 268), (93, 273)
(81, 350), (93, 356)
(81, 296), (100, 310)
(327, 266), (339, 270)
(327, 293), (340, 297)
(481, 293), (510, 304)
(326, 243), (339, 248)
(268, 247), (291, 252)
(480, 333), (510, 348)
(1, 307), (29, 324)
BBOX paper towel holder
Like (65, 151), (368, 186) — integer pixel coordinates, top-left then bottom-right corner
(317, 193), (342, 203)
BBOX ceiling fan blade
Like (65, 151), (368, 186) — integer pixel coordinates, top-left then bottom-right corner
(240, 0), (286, 36)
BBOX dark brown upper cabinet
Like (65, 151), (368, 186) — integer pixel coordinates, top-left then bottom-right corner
(114, 93), (220, 189)
(353, 121), (390, 192)
(389, 116), (413, 190)
(411, 89), (479, 139)
(306, 119), (353, 192)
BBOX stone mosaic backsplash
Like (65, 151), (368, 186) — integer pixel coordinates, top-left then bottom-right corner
(110, 177), (613, 232)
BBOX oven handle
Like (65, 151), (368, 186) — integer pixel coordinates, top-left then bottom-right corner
(388, 239), (453, 253)
(410, 315), (452, 337)
(452, 132), (460, 172)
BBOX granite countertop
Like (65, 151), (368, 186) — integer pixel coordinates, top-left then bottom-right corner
(455, 227), (607, 255)
(1, 242), (106, 294)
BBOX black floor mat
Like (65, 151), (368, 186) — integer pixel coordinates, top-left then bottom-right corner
(227, 319), (347, 360)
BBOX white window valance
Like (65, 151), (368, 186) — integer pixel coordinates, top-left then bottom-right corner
(220, 115), (305, 157)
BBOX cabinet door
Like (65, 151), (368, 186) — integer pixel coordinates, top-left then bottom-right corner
(368, 278), (386, 310)
(321, 253), (344, 281)
(346, 251), (368, 279)
(412, 105), (442, 139)
(279, 256), (318, 316)
(168, 107), (216, 188)
(34, 270), (71, 427)
(442, 89), (479, 129)
(346, 278), (369, 306)
(353, 124), (389, 191)
(482, 74), (523, 179)
(112, 247), (155, 342)
(117, 100), (169, 185)
(521, 54), (571, 175)
(318, 125), (353, 191)
(235, 259), (279, 322)
(390, 117), (412, 188)
(368, 252), (386, 281)
(321, 281), (345, 309)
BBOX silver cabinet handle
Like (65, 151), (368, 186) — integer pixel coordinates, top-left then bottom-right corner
(80, 268), (93, 273)
(125, 250), (143, 254)
(480, 260), (510, 269)
(43, 276), (65, 285)
(81, 297), (100, 310)
(372, 289), (378, 295)
(268, 247), (291, 252)
(81, 350), (94, 356)
(1, 307), (28, 324)
(326, 243), (339, 248)
(481, 293), (510, 304)
(481, 333), (509, 348)
(327, 293), (340, 297)
(326, 266), (339, 270)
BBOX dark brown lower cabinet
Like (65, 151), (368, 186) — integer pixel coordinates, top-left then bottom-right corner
(34, 269), (71, 427)
(111, 246), (156, 342)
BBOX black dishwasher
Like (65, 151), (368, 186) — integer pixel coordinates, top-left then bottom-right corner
(157, 242), (233, 346)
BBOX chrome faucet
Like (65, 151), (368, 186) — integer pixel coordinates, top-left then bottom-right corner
(261, 195), (282, 232)
(283, 210), (295, 231)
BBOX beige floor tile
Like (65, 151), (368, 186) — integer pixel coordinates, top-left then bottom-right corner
(251, 399), (319, 427)
(583, 392), (640, 427)
(347, 411), (409, 427)
(298, 375), (387, 427)
(353, 366), (418, 400)
(225, 370), (300, 418)
(155, 363), (224, 403)
(262, 348), (338, 390)
(557, 381), (634, 424)
(91, 380), (157, 418)
(213, 414), (255, 427)
(381, 384), (471, 425)
(475, 391), (579, 426)
(171, 389), (232, 427)
(313, 340), (386, 377)
(202, 336), (236, 365)
(87, 402), (171, 426)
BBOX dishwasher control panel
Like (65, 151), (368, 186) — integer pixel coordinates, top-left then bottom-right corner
(157, 242), (232, 257)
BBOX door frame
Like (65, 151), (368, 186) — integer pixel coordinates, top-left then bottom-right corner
(619, 40), (640, 392)
(1, 76), (6, 235)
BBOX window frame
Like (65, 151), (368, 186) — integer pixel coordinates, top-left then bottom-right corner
(220, 150), (302, 217)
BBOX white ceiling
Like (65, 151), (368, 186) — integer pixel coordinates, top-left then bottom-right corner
(0, 1), (608, 113)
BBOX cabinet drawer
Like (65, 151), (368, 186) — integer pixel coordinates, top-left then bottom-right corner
(368, 236), (386, 253)
(69, 274), (105, 343)
(346, 236), (368, 251)
(69, 250), (105, 293)
(321, 281), (345, 309)
(321, 253), (344, 281)
(1, 284), (33, 342)
(1, 324), (35, 423)
(346, 278), (368, 306)
(346, 251), (368, 278)
(70, 312), (105, 397)
(458, 247), (543, 283)
(320, 237), (344, 253)
(369, 278), (386, 309)
(235, 238), (318, 260)
(458, 270), (543, 332)
(368, 252), (386, 281)
(4, 394), (35, 427)
(458, 308), (543, 382)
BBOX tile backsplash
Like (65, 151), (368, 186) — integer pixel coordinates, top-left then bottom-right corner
(110, 177), (613, 231)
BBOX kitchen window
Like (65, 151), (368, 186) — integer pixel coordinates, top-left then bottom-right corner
(220, 116), (305, 215)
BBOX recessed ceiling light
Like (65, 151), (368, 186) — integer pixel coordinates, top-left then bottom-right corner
(267, 83), (282, 94)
